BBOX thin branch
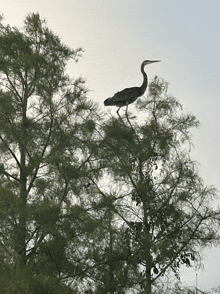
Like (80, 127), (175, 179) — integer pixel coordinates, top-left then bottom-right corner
(0, 134), (21, 169)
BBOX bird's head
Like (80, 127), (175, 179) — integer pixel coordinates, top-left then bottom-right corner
(142, 60), (161, 66)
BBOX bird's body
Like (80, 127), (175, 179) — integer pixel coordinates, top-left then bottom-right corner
(104, 86), (143, 107)
(104, 60), (160, 116)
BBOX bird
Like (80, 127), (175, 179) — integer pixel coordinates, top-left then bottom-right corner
(104, 60), (161, 116)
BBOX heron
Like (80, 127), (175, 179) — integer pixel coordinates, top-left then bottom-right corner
(104, 60), (161, 117)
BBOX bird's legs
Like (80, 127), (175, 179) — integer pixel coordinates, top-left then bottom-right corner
(125, 104), (128, 118)
(125, 105), (133, 128)
(117, 105), (133, 129)
(116, 107), (121, 117)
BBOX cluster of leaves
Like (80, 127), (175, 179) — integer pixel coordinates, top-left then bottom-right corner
(0, 13), (219, 294)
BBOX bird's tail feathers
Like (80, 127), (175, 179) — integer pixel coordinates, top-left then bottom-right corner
(104, 97), (113, 106)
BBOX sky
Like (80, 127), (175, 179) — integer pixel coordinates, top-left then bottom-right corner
(1, 0), (220, 290)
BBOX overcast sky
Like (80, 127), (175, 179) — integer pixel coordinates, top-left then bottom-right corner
(1, 0), (220, 290)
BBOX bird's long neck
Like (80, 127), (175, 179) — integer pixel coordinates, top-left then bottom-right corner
(140, 63), (148, 95)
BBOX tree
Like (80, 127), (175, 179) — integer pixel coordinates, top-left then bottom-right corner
(0, 13), (101, 293)
(97, 76), (220, 293)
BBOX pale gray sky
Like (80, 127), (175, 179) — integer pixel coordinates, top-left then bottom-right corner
(1, 0), (220, 290)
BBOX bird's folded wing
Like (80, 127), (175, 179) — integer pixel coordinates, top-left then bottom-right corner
(112, 87), (139, 102)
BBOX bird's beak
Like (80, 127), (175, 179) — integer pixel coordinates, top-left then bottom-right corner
(150, 60), (161, 63)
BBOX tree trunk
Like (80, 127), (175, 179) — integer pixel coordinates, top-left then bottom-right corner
(17, 102), (28, 267)
(143, 203), (152, 294)
(18, 145), (27, 266)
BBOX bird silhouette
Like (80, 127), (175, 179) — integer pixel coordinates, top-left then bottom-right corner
(104, 60), (160, 116)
